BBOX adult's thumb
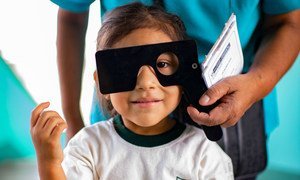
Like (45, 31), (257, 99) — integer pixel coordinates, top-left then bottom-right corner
(199, 82), (230, 106)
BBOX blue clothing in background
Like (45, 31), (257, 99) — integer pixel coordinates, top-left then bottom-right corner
(51, 0), (299, 70)
(90, 87), (104, 123)
(51, 0), (300, 134)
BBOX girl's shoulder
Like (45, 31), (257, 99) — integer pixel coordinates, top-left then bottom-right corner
(68, 118), (114, 144)
(181, 124), (233, 176)
(179, 124), (225, 154)
(181, 124), (208, 141)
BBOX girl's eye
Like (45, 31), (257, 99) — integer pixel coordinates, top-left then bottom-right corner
(156, 52), (179, 76)
(157, 61), (170, 68)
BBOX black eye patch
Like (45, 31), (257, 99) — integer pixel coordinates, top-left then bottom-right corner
(95, 40), (222, 141)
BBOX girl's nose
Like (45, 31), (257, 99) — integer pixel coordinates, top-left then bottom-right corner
(135, 66), (159, 90)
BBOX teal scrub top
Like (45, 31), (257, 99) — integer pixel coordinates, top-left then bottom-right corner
(51, 0), (299, 70)
(50, 0), (300, 135)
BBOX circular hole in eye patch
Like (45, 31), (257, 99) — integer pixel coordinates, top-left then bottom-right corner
(156, 52), (179, 76)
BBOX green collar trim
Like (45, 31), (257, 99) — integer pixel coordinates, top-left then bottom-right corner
(113, 115), (186, 147)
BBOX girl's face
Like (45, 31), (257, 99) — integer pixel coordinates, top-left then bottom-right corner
(108, 28), (182, 135)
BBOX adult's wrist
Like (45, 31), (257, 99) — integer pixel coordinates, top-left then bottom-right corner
(245, 69), (274, 102)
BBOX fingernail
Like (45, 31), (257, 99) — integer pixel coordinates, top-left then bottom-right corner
(187, 106), (192, 115)
(200, 95), (210, 104)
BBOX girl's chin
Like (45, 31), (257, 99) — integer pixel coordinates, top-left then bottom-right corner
(123, 116), (174, 135)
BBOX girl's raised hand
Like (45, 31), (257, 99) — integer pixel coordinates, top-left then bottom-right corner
(30, 102), (67, 166)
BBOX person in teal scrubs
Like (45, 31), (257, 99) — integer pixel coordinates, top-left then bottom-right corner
(51, 0), (300, 141)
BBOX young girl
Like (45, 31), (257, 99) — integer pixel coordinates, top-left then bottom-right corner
(31, 3), (233, 180)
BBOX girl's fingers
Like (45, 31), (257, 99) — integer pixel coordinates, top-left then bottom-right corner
(43, 116), (61, 133)
(35, 110), (60, 130)
(51, 122), (68, 140)
(43, 116), (65, 135)
(31, 102), (50, 128)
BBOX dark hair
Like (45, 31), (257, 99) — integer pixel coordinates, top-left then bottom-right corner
(97, 2), (187, 50)
(96, 2), (187, 118)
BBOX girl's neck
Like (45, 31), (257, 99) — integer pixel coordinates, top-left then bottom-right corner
(121, 116), (176, 135)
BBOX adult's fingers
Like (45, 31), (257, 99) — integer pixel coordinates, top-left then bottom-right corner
(207, 103), (235, 126)
(187, 106), (221, 126)
(221, 118), (239, 128)
(31, 102), (50, 128)
(199, 80), (231, 106)
(187, 101), (237, 127)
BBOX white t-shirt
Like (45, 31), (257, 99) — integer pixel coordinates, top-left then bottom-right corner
(62, 117), (233, 180)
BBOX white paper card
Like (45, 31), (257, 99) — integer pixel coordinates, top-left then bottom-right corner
(202, 14), (244, 88)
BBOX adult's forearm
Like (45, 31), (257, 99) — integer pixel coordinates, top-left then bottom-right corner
(248, 10), (300, 102)
(56, 9), (89, 136)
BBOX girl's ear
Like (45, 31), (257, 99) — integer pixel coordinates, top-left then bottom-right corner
(94, 70), (110, 100)
(93, 71), (98, 82)
(104, 94), (110, 100)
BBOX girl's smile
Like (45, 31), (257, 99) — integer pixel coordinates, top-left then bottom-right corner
(131, 98), (163, 108)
